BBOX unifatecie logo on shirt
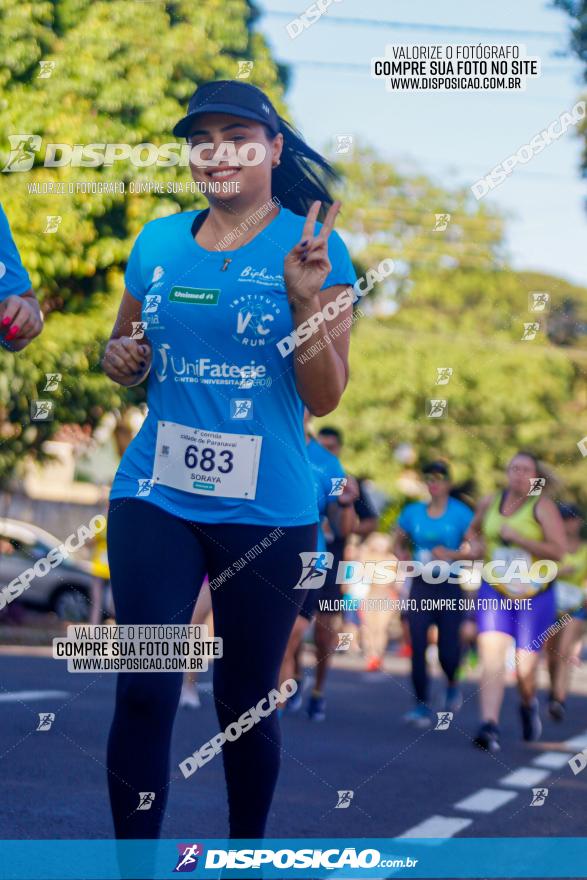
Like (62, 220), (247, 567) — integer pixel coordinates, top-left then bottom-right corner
(154, 343), (266, 387)
(169, 286), (221, 305)
(230, 293), (281, 346)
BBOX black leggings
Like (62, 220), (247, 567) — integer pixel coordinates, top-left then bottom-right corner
(106, 499), (316, 840)
(407, 576), (464, 704)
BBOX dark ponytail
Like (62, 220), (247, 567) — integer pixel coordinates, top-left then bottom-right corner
(449, 480), (477, 510)
(267, 118), (339, 219)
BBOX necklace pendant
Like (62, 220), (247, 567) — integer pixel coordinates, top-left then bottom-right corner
(221, 258), (232, 272)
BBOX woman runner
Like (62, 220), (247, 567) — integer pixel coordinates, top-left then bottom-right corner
(392, 460), (474, 728)
(102, 80), (357, 843)
(466, 452), (565, 752)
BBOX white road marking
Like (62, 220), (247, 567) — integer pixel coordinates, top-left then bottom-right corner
(455, 788), (517, 813)
(499, 767), (550, 788)
(0, 690), (70, 703)
(397, 815), (472, 840)
(563, 731), (587, 750)
(532, 752), (574, 769)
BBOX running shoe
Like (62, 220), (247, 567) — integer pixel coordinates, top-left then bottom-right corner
(179, 684), (201, 709)
(473, 721), (500, 753)
(366, 656), (382, 672)
(403, 704), (433, 728)
(445, 684), (463, 713)
(520, 698), (542, 741)
(307, 694), (326, 722)
(286, 683), (303, 713)
(548, 697), (566, 722)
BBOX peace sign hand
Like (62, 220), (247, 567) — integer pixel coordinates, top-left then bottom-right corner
(284, 200), (341, 306)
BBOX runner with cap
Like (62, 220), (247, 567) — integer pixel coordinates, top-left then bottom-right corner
(102, 80), (357, 843)
(392, 460), (474, 728)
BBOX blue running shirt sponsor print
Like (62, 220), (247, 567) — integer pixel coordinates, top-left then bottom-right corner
(110, 208), (356, 525)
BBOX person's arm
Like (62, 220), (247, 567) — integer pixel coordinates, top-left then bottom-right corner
(354, 516), (378, 538)
(353, 482), (379, 537)
(284, 201), (353, 416)
(463, 494), (493, 558)
(391, 526), (411, 561)
(102, 290), (152, 387)
(0, 205), (43, 350)
(328, 475), (360, 538)
(501, 496), (567, 561)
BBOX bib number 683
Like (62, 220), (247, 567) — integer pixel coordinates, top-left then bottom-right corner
(184, 444), (234, 474)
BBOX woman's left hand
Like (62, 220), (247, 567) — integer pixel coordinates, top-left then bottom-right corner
(284, 200), (341, 306)
(0, 294), (43, 348)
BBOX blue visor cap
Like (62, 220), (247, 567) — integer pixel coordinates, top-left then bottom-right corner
(173, 80), (280, 138)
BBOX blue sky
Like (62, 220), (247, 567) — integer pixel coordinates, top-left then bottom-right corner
(256, 0), (587, 286)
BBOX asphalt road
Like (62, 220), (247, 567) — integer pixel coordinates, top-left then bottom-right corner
(1, 646), (587, 851)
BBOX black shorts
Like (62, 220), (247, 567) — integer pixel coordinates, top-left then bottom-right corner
(298, 561), (344, 621)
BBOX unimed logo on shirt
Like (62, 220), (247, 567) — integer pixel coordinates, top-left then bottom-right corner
(169, 286), (221, 305)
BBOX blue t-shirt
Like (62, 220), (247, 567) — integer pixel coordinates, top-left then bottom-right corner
(398, 497), (474, 562)
(306, 436), (346, 552)
(110, 207), (357, 525)
(0, 205), (31, 300)
(0, 205), (32, 350)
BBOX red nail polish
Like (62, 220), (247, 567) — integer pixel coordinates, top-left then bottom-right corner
(1, 316), (11, 327)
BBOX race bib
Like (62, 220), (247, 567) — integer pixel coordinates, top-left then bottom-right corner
(555, 580), (585, 613)
(152, 421), (262, 500)
(490, 546), (541, 597)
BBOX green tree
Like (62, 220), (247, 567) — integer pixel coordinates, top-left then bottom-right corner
(552, 0), (587, 175)
(316, 268), (587, 511)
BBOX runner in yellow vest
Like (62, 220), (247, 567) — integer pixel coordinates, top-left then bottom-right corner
(465, 451), (566, 752)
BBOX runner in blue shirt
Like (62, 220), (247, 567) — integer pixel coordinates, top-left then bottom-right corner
(392, 460), (474, 728)
(0, 204), (43, 350)
(279, 411), (358, 720)
(102, 80), (357, 843)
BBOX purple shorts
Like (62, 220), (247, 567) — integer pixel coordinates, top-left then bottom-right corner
(476, 580), (556, 651)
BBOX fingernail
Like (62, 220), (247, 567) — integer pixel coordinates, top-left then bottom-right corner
(140, 361), (146, 368)
(1, 317), (11, 327)
(301, 240), (308, 246)
(140, 346), (148, 355)
(6, 325), (19, 339)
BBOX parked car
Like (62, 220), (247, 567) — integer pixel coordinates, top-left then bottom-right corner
(0, 518), (111, 621)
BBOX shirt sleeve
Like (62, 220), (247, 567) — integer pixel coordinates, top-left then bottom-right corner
(321, 229), (356, 290)
(459, 502), (475, 534)
(124, 230), (146, 302)
(0, 204), (32, 301)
